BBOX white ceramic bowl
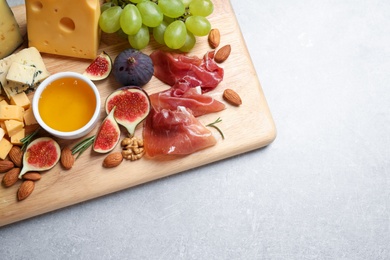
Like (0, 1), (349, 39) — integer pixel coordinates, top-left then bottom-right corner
(32, 72), (101, 140)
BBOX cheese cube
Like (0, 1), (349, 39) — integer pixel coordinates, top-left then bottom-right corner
(0, 104), (24, 121)
(25, 0), (101, 59)
(0, 137), (13, 159)
(0, 0), (23, 59)
(6, 62), (37, 86)
(0, 127), (4, 141)
(23, 107), (38, 125)
(10, 92), (31, 109)
(0, 121), (6, 134)
(4, 119), (24, 137)
(0, 99), (8, 107)
(10, 128), (25, 145)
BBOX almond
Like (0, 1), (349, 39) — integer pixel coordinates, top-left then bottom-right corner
(8, 146), (23, 167)
(60, 146), (75, 170)
(208, 28), (220, 49)
(223, 89), (242, 106)
(103, 152), (123, 168)
(214, 44), (231, 63)
(17, 180), (35, 201)
(0, 160), (14, 173)
(23, 172), (41, 181)
(2, 168), (21, 187)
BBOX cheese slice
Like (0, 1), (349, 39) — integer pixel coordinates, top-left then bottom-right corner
(0, 0), (24, 59)
(25, 0), (101, 59)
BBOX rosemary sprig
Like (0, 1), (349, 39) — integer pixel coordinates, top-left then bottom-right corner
(71, 135), (96, 159)
(20, 127), (41, 151)
(206, 117), (224, 139)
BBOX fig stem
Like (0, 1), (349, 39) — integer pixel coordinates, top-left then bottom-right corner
(127, 56), (136, 64)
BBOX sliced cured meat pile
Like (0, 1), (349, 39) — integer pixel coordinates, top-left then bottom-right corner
(143, 107), (217, 158)
(150, 50), (224, 93)
(143, 50), (225, 158)
(149, 80), (226, 117)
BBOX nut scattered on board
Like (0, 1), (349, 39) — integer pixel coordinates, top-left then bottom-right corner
(121, 136), (145, 161)
(60, 146), (75, 170)
(214, 44), (231, 63)
(102, 152), (123, 168)
(223, 89), (242, 106)
(0, 160), (14, 173)
(17, 180), (35, 201)
(2, 168), (21, 187)
(8, 146), (23, 168)
(23, 172), (41, 181)
(208, 28), (220, 49)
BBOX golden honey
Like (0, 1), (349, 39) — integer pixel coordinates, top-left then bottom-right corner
(38, 77), (96, 132)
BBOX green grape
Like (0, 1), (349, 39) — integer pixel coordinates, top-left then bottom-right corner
(189, 0), (213, 17)
(179, 32), (196, 52)
(153, 21), (169, 45)
(163, 15), (175, 24)
(99, 6), (122, 33)
(130, 0), (144, 3)
(137, 1), (163, 27)
(185, 16), (211, 36)
(164, 20), (187, 49)
(128, 24), (150, 49)
(101, 2), (114, 13)
(181, 0), (192, 8)
(120, 4), (142, 35)
(158, 0), (185, 18)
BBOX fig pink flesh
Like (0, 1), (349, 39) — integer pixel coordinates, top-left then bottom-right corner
(107, 90), (149, 122)
(26, 140), (59, 168)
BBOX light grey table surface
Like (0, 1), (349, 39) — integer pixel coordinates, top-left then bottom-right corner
(2, 0), (390, 259)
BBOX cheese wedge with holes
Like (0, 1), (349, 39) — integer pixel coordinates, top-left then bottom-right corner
(25, 0), (101, 59)
(0, 0), (24, 59)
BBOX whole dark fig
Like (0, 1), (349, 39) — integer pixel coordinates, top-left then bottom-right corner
(113, 48), (154, 87)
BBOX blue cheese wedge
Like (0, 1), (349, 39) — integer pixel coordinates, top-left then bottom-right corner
(6, 62), (37, 86)
(0, 47), (50, 97)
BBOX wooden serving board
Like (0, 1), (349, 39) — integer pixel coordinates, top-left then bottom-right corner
(0, 1), (276, 226)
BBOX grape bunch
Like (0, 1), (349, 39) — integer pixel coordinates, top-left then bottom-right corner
(99, 0), (214, 51)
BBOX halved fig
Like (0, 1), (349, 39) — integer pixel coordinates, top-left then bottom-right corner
(19, 137), (61, 179)
(83, 51), (112, 81)
(93, 107), (121, 153)
(113, 48), (154, 87)
(105, 86), (151, 137)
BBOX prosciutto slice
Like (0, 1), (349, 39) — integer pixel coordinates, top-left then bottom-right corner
(149, 80), (226, 117)
(150, 50), (224, 93)
(143, 107), (217, 158)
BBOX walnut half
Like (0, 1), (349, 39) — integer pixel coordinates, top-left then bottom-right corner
(121, 136), (145, 161)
